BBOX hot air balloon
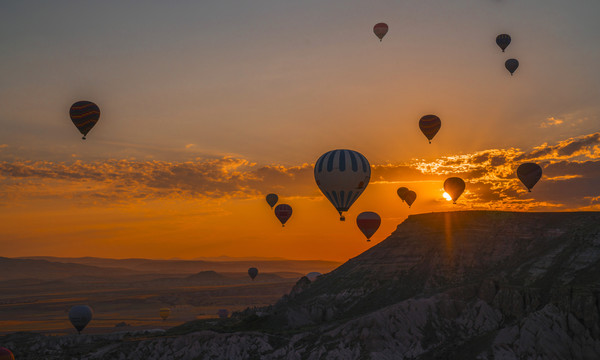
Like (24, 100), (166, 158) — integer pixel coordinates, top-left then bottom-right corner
(265, 193), (278, 209)
(314, 149), (371, 221)
(69, 305), (93, 334)
(217, 309), (229, 319)
(159, 308), (171, 321)
(517, 163), (542, 192)
(356, 211), (381, 242)
(405, 190), (417, 208)
(419, 115), (441, 144)
(444, 177), (466, 204)
(373, 23), (388, 41)
(0, 348), (14, 360)
(505, 59), (519, 75)
(69, 101), (100, 140)
(274, 204), (292, 227)
(306, 272), (322, 282)
(496, 34), (511, 52)
(248, 267), (258, 280)
(397, 187), (409, 202)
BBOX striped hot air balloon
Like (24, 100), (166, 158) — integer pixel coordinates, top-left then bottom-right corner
(274, 204), (292, 227)
(505, 58), (519, 76)
(356, 211), (381, 241)
(265, 193), (278, 209)
(314, 149), (371, 221)
(496, 34), (511, 52)
(159, 308), (171, 321)
(69, 101), (100, 140)
(0, 347), (15, 360)
(373, 23), (389, 41)
(419, 115), (441, 144)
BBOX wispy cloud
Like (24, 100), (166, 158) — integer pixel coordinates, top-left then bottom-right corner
(1, 133), (599, 211)
(540, 116), (564, 128)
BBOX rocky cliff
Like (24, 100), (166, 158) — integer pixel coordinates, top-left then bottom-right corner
(4, 211), (600, 359)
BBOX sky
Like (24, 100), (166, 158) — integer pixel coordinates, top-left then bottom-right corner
(1, 1), (599, 262)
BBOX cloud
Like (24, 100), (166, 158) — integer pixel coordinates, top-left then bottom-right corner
(541, 117), (564, 128)
(1, 133), (599, 211)
(0, 144), (8, 149)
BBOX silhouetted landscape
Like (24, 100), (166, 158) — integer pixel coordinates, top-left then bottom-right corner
(3, 211), (600, 359)
(0, 256), (339, 335)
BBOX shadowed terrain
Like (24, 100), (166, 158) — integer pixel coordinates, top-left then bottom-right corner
(3, 211), (600, 359)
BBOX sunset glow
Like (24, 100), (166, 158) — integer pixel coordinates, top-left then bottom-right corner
(1, 1), (599, 263)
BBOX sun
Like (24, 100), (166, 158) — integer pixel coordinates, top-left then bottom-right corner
(443, 192), (452, 201)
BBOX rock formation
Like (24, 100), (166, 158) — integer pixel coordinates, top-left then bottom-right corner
(4, 211), (600, 359)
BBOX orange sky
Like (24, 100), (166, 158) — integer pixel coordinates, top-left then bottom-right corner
(1, 1), (599, 261)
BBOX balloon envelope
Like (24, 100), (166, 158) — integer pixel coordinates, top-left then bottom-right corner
(373, 23), (388, 41)
(397, 187), (409, 202)
(517, 163), (542, 191)
(0, 347), (14, 360)
(444, 177), (466, 204)
(265, 193), (278, 209)
(306, 272), (322, 281)
(69, 101), (100, 139)
(356, 211), (381, 241)
(69, 305), (93, 334)
(248, 267), (258, 280)
(405, 190), (417, 207)
(419, 115), (441, 143)
(505, 58), (519, 75)
(314, 149), (371, 221)
(496, 34), (511, 52)
(217, 309), (229, 319)
(159, 308), (171, 321)
(274, 204), (292, 226)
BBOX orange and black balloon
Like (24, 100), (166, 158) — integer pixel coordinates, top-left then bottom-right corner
(419, 115), (441, 144)
(69, 101), (100, 140)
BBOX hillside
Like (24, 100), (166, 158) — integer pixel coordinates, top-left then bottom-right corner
(4, 211), (600, 359)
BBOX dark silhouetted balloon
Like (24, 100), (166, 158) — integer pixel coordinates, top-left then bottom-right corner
(356, 211), (381, 242)
(69, 305), (93, 334)
(397, 187), (409, 202)
(496, 34), (511, 52)
(419, 115), (441, 144)
(306, 272), (322, 281)
(517, 163), (542, 192)
(505, 58), (519, 75)
(274, 204), (292, 227)
(373, 23), (388, 41)
(444, 177), (466, 204)
(405, 190), (417, 208)
(69, 101), (100, 140)
(159, 308), (171, 321)
(0, 347), (15, 360)
(217, 309), (229, 319)
(248, 267), (258, 280)
(265, 193), (278, 209)
(314, 149), (371, 221)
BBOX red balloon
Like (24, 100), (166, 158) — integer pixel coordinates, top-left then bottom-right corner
(274, 204), (292, 227)
(373, 23), (388, 41)
(0, 347), (15, 360)
(356, 211), (381, 241)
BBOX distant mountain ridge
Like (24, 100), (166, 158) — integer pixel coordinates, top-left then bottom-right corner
(15, 256), (341, 275)
(4, 211), (600, 359)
